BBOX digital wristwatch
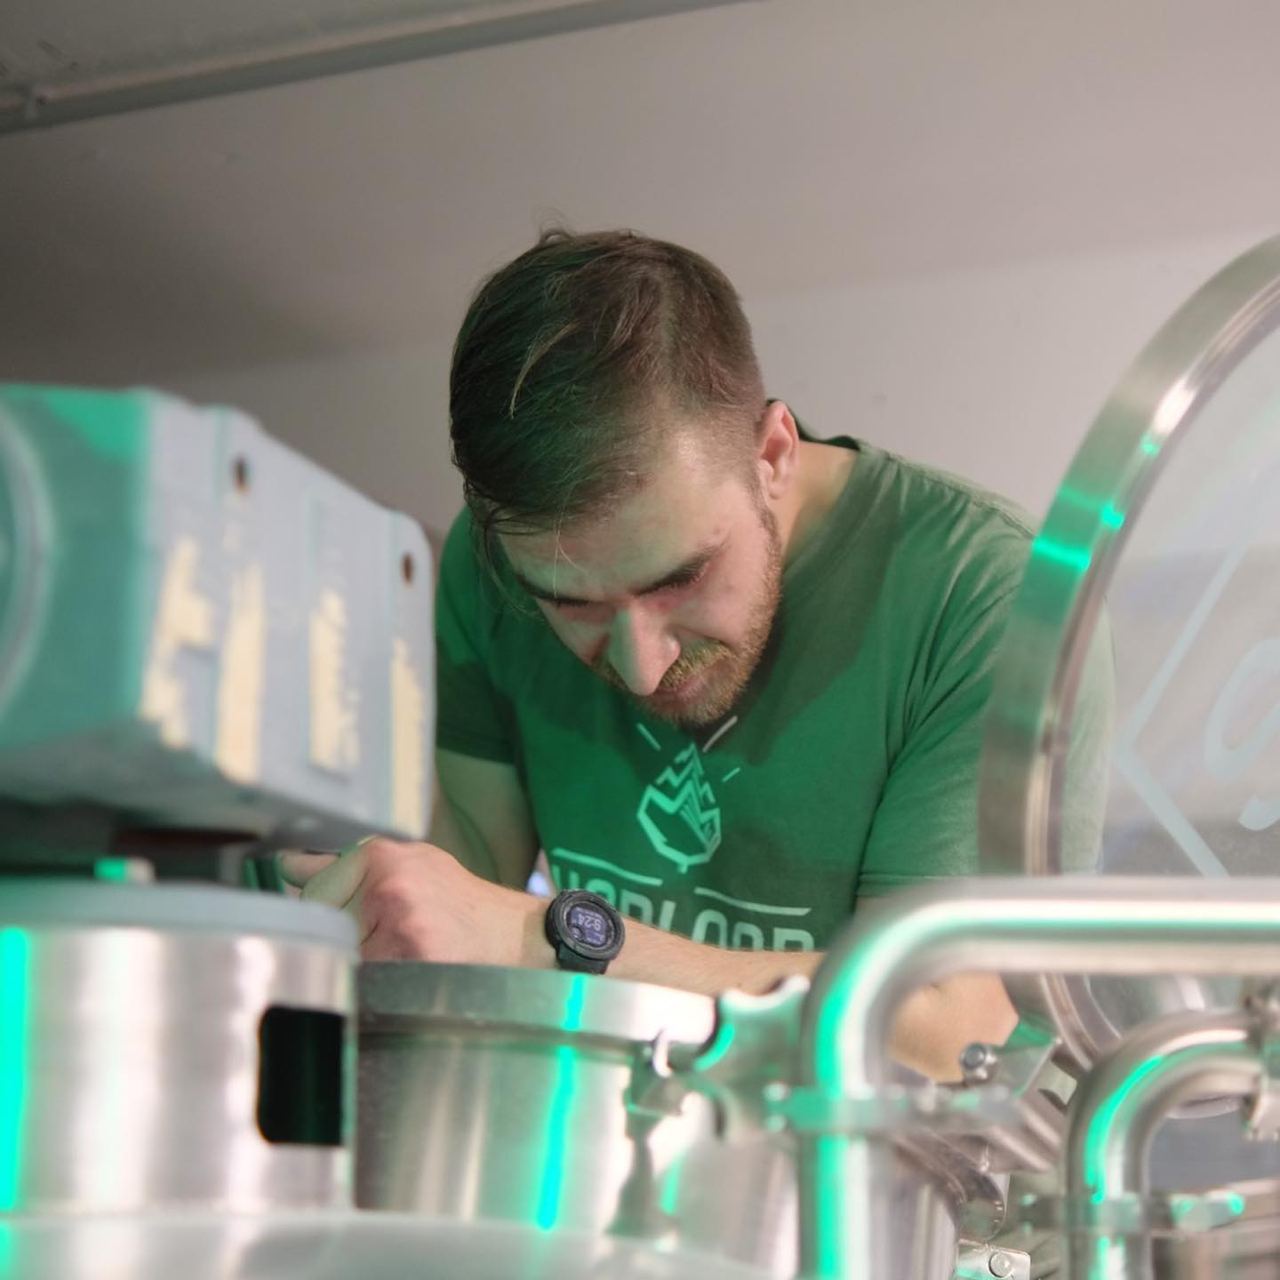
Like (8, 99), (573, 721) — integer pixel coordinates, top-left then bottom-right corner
(544, 889), (626, 975)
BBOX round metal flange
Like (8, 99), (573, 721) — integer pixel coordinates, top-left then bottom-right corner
(978, 235), (1280, 1071)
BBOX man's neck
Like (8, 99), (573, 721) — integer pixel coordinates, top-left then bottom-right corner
(781, 439), (858, 566)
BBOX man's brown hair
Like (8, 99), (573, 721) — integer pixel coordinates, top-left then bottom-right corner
(449, 228), (766, 554)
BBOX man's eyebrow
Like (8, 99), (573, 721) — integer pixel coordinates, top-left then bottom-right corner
(513, 543), (721, 606)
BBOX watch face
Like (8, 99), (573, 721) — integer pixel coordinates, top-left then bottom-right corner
(566, 902), (613, 949)
(547, 890), (625, 967)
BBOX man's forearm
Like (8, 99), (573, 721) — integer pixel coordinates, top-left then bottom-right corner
(520, 903), (1017, 1081)
(278, 839), (1017, 1084)
(603, 913), (823, 994)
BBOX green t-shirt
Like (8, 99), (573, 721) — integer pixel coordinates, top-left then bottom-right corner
(435, 437), (1035, 951)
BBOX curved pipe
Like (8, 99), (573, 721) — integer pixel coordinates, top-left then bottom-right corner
(1064, 1011), (1260, 1280)
(798, 877), (1280, 1280)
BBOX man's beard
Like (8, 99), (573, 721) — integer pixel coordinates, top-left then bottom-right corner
(593, 507), (783, 729)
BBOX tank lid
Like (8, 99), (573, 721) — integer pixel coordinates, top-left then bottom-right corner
(0, 879), (356, 950)
(359, 961), (716, 1047)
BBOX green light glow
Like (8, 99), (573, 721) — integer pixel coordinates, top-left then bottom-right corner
(1032, 537), (1093, 573)
(1040, 482), (1127, 543)
(26, 385), (144, 459)
(659, 1150), (686, 1217)
(690, 1021), (736, 1072)
(1081, 1050), (1167, 1204)
(0, 1222), (14, 1277)
(0, 930), (31, 1213)
(93, 858), (132, 883)
(1100, 502), (1127, 530)
(1093, 1234), (1119, 1274)
(535, 976), (587, 1231)
(810, 1134), (855, 1277)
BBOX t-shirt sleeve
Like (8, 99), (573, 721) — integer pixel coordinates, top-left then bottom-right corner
(434, 511), (518, 763)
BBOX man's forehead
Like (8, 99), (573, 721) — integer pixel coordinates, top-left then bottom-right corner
(500, 517), (722, 599)
(495, 428), (752, 594)
(498, 494), (738, 601)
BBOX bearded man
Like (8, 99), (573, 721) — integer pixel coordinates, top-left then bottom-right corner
(284, 228), (1042, 1080)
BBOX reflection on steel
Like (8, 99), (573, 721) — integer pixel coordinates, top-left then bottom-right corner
(954, 1241), (1031, 1280)
(1149, 1176), (1280, 1278)
(359, 963), (794, 1273)
(0, 1210), (784, 1278)
(357, 962), (965, 1276)
(977, 236), (1280, 1068)
(0, 881), (355, 1214)
(797, 878), (1280, 1280)
(1064, 1010), (1260, 1280)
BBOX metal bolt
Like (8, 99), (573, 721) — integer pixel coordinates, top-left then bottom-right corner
(960, 1041), (999, 1084)
(988, 1251), (1015, 1278)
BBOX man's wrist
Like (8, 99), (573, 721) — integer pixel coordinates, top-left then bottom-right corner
(519, 894), (557, 969)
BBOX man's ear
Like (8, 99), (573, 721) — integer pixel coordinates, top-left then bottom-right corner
(756, 400), (800, 500)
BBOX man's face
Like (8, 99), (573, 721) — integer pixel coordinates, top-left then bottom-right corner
(499, 429), (783, 729)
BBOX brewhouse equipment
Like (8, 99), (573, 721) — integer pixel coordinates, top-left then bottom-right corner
(5, 235), (1280, 1279)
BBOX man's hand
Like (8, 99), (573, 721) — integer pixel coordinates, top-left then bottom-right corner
(278, 839), (552, 968)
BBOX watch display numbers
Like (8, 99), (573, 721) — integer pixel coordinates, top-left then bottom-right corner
(567, 904), (610, 947)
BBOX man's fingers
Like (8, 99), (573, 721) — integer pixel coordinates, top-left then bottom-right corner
(276, 837), (439, 960)
(277, 842), (374, 910)
(277, 850), (338, 888)
(278, 835), (376, 887)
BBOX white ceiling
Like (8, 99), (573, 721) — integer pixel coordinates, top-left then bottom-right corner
(2, 0), (1279, 389)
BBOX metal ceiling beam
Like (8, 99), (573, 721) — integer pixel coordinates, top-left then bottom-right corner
(0, 0), (760, 135)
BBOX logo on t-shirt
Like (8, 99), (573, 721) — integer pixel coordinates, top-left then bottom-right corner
(635, 743), (722, 873)
(545, 721), (814, 951)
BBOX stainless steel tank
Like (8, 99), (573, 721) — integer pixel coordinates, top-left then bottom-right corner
(356, 963), (962, 1276)
(0, 879), (356, 1214)
(0, 1210), (782, 1279)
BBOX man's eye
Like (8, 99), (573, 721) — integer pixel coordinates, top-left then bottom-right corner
(552, 599), (610, 621)
(659, 566), (706, 594)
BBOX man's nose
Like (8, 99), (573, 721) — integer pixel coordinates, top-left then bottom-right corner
(605, 608), (679, 696)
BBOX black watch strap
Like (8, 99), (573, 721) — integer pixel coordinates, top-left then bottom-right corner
(553, 937), (607, 975)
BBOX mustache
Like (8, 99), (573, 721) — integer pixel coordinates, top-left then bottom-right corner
(594, 641), (727, 693)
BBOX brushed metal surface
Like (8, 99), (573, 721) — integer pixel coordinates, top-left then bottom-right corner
(0, 882), (355, 1213)
(1151, 1179), (1280, 1279)
(1064, 1011), (1261, 1280)
(355, 963), (957, 1277)
(0, 1210), (776, 1280)
(798, 877), (1280, 1280)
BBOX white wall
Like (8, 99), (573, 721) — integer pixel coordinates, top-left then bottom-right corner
(5, 0), (1280, 529)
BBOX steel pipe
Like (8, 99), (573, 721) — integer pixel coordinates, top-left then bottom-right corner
(798, 877), (1280, 1280)
(1064, 1010), (1261, 1280)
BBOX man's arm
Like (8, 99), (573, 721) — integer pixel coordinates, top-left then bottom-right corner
(429, 748), (540, 888)
(604, 916), (1013, 1080)
(279, 833), (1016, 1081)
